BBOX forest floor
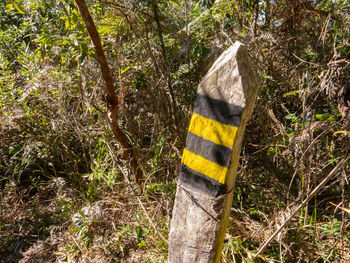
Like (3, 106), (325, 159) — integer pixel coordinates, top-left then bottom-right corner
(1, 150), (349, 262)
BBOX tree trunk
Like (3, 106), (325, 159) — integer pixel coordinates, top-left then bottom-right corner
(74, 0), (141, 182)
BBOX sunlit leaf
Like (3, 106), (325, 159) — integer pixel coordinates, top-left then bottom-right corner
(6, 3), (13, 12)
(14, 3), (25, 14)
(333, 130), (350, 135)
(283, 89), (306, 97)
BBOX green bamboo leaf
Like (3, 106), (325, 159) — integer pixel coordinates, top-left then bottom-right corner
(283, 89), (306, 97)
(14, 3), (25, 14)
(121, 67), (131, 74)
(136, 226), (143, 240)
(333, 130), (350, 135)
(6, 3), (13, 12)
(315, 113), (335, 123)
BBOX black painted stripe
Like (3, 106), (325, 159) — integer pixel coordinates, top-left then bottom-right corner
(193, 94), (242, 127)
(186, 132), (232, 168)
(179, 164), (226, 197)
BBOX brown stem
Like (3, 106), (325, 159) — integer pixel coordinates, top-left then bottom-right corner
(265, 0), (271, 29)
(74, 0), (141, 182)
(253, 0), (259, 36)
(150, 0), (183, 136)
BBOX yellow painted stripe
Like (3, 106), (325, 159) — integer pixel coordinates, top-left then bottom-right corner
(181, 149), (228, 184)
(188, 113), (238, 148)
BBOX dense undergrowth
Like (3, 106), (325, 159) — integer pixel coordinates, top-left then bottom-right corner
(0, 0), (349, 262)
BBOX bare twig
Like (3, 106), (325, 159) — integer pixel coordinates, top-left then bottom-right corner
(255, 158), (348, 258)
(116, 162), (168, 244)
(135, 193), (168, 244)
(287, 122), (337, 198)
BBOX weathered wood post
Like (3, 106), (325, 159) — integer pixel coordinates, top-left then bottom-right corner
(168, 41), (258, 263)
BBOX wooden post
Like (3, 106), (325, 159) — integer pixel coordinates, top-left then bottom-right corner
(168, 41), (258, 263)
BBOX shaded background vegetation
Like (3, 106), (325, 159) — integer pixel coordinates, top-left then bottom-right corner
(0, 0), (349, 262)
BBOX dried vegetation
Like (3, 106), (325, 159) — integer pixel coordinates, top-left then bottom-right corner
(0, 0), (349, 262)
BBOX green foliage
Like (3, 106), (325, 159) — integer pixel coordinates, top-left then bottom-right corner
(70, 210), (97, 248)
(1, 0), (349, 262)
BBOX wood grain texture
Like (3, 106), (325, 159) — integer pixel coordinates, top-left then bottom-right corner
(168, 41), (258, 263)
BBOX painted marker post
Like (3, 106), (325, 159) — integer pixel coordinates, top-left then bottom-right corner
(168, 41), (258, 263)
